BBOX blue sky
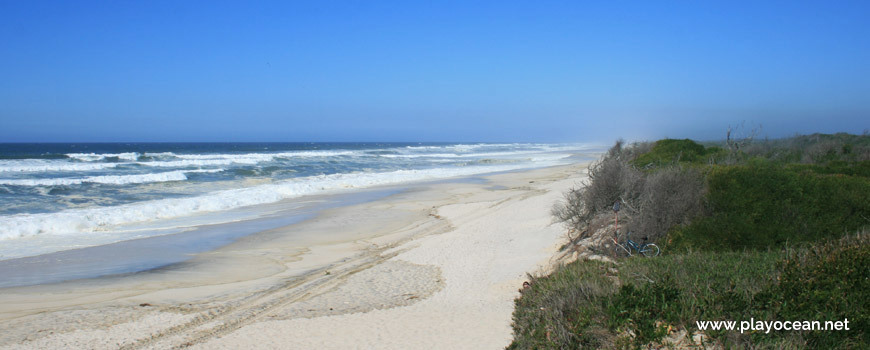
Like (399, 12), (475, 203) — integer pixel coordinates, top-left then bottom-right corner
(1, 1), (868, 142)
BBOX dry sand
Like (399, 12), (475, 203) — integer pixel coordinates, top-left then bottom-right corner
(0, 162), (590, 349)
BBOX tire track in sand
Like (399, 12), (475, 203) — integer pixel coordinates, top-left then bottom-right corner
(120, 216), (453, 350)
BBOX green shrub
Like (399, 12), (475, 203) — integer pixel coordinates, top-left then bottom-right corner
(632, 139), (717, 168)
(743, 133), (870, 164)
(508, 261), (616, 349)
(667, 161), (870, 251)
(786, 160), (870, 177)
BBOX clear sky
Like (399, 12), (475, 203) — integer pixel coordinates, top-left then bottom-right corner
(1, 1), (868, 143)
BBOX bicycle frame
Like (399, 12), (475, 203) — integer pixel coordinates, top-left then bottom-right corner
(612, 232), (659, 257)
(625, 238), (642, 251)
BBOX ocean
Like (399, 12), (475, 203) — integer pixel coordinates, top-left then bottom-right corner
(0, 142), (595, 286)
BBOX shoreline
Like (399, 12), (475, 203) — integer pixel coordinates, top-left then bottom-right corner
(0, 186), (408, 288)
(0, 161), (591, 349)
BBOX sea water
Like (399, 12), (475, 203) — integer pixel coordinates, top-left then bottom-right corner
(0, 142), (596, 269)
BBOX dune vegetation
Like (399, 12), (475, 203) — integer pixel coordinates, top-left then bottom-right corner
(511, 132), (870, 349)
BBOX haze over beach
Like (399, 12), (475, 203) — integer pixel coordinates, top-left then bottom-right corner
(0, 1), (868, 349)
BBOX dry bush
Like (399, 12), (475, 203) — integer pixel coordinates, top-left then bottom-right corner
(801, 140), (840, 163)
(622, 140), (653, 160)
(554, 140), (707, 245)
(741, 140), (772, 159)
(625, 167), (706, 243)
(553, 140), (645, 239)
(584, 144), (644, 214)
(552, 186), (587, 242)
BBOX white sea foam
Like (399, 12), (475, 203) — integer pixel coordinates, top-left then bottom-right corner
(136, 159), (256, 167)
(0, 159), (569, 241)
(0, 151), (360, 175)
(1, 146), (581, 175)
(0, 169), (223, 187)
(66, 152), (140, 161)
(379, 150), (549, 159)
(0, 160), (121, 173)
(402, 143), (522, 151)
(132, 151), (360, 167)
(143, 152), (176, 157)
(180, 150), (357, 159)
(144, 150), (358, 161)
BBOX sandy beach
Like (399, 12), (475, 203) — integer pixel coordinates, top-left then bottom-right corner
(0, 162), (589, 349)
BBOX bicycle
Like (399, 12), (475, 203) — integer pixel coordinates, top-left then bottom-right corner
(611, 231), (660, 257)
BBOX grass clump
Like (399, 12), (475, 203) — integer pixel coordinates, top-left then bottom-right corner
(764, 233), (870, 348)
(606, 278), (682, 346)
(509, 233), (868, 349)
(509, 250), (783, 349)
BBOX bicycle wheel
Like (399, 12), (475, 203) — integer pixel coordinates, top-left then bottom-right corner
(639, 244), (660, 257)
(613, 243), (632, 258)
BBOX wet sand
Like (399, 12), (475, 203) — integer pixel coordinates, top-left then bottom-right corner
(0, 162), (590, 349)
